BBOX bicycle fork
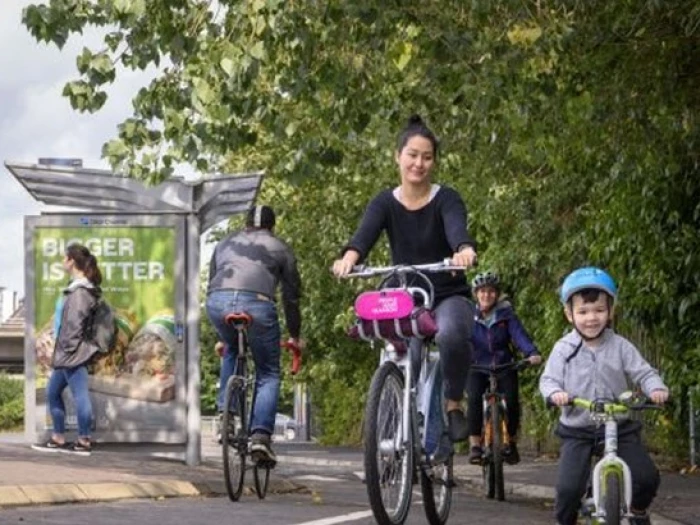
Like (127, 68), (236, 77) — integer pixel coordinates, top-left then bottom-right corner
(590, 419), (633, 520)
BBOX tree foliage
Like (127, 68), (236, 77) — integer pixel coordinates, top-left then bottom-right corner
(25, 0), (700, 452)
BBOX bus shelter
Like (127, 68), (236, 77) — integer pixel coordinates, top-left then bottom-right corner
(5, 160), (262, 465)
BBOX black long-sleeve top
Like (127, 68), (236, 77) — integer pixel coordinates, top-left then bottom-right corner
(343, 185), (477, 302)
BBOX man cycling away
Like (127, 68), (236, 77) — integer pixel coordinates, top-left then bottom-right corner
(206, 205), (303, 463)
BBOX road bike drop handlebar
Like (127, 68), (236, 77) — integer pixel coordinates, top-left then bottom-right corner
(280, 340), (302, 376)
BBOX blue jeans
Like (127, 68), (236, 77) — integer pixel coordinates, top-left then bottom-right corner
(206, 290), (281, 435)
(46, 366), (93, 437)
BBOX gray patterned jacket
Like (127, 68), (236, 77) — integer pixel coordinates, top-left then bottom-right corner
(207, 228), (302, 338)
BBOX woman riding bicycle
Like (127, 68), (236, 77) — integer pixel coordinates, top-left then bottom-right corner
(332, 114), (477, 442)
(466, 271), (541, 465)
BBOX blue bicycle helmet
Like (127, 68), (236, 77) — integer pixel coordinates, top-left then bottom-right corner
(559, 267), (617, 304)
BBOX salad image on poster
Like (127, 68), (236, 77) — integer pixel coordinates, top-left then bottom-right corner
(33, 226), (180, 434)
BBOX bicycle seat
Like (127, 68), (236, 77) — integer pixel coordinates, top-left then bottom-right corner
(224, 312), (252, 329)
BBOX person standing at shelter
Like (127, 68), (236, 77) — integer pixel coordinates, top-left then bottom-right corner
(32, 244), (103, 456)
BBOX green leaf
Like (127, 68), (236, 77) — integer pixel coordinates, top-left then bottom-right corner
(102, 138), (130, 159)
(249, 41), (266, 60)
(220, 57), (235, 78)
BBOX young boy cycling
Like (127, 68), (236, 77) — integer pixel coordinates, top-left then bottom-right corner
(539, 267), (669, 525)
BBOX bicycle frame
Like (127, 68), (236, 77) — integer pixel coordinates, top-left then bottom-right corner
(572, 398), (633, 522)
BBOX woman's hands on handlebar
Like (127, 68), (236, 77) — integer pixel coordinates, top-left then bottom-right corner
(451, 245), (477, 268)
(332, 250), (360, 277)
(332, 246), (478, 278)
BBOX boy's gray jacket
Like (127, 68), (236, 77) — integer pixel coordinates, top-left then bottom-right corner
(539, 329), (668, 428)
(52, 278), (101, 369)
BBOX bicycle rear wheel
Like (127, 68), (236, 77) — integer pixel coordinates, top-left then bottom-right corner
(603, 472), (622, 525)
(364, 362), (413, 525)
(253, 463), (271, 499)
(222, 375), (247, 501)
(483, 403), (505, 501)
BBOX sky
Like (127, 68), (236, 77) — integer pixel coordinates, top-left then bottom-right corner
(0, 1), (214, 300)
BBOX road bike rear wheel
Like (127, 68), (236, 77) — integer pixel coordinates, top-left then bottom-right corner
(483, 403), (505, 501)
(222, 376), (247, 501)
(603, 472), (622, 525)
(253, 463), (271, 499)
(364, 362), (413, 525)
(421, 451), (453, 525)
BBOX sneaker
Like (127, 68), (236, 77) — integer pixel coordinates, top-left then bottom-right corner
(250, 433), (277, 465)
(31, 438), (69, 453)
(447, 410), (469, 442)
(467, 446), (483, 465)
(629, 513), (652, 525)
(503, 442), (520, 465)
(62, 440), (92, 457)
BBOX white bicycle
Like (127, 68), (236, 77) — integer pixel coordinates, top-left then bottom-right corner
(343, 260), (466, 525)
(555, 392), (660, 525)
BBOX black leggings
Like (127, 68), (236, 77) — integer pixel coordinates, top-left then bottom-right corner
(433, 296), (474, 401)
(409, 296), (474, 401)
(466, 368), (520, 439)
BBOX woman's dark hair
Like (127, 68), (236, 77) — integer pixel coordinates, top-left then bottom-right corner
(65, 244), (102, 286)
(396, 114), (439, 157)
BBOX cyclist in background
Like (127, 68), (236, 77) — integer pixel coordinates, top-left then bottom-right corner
(466, 271), (541, 465)
(206, 205), (303, 463)
(332, 114), (478, 442)
(540, 267), (668, 525)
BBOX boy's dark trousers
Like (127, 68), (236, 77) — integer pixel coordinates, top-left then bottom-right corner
(554, 421), (660, 525)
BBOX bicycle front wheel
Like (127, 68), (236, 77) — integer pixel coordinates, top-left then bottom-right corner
(364, 361), (413, 525)
(603, 472), (622, 525)
(222, 375), (247, 501)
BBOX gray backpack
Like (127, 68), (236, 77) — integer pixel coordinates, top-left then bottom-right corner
(87, 298), (117, 354)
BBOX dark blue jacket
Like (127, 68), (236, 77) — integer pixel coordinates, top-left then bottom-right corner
(472, 300), (539, 366)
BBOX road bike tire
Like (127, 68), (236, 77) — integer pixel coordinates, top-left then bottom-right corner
(253, 462), (271, 499)
(603, 472), (622, 525)
(222, 375), (247, 501)
(420, 451), (453, 525)
(364, 361), (413, 525)
(484, 403), (505, 501)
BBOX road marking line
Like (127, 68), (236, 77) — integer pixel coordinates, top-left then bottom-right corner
(293, 510), (373, 525)
(293, 475), (344, 482)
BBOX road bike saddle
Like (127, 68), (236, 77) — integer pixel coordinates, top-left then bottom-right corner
(224, 312), (252, 328)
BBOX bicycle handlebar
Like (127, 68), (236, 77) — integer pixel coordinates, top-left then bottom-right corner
(341, 259), (468, 279)
(470, 359), (531, 376)
(281, 340), (302, 376)
(546, 392), (662, 413)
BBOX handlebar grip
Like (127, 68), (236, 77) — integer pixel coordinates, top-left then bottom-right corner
(281, 341), (302, 375)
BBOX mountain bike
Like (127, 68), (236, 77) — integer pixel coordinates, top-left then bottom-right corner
(553, 392), (660, 525)
(220, 312), (301, 501)
(470, 359), (530, 501)
(343, 260), (466, 525)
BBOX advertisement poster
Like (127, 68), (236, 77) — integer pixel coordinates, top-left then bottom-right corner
(31, 221), (185, 442)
